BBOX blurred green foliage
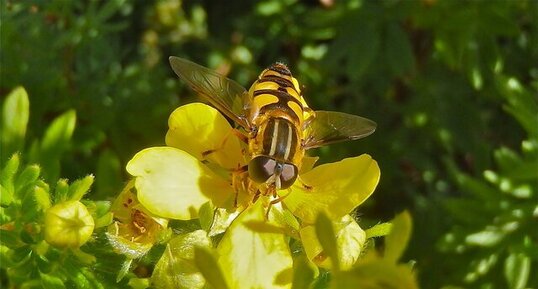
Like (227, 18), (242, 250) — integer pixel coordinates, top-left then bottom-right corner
(1, 0), (537, 288)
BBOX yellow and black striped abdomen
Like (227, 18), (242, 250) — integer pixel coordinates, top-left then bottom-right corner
(247, 63), (307, 165)
(248, 63), (306, 127)
(260, 118), (299, 161)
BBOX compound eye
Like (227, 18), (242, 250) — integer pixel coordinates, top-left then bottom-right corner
(248, 156), (276, 184)
(279, 163), (298, 189)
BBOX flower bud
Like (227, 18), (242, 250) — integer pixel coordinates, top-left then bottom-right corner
(44, 200), (95, 248)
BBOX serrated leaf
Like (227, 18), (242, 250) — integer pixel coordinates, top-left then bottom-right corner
(1, 154), (19, 205)
(1, 86), (29, 160)
(54, 179), (69, 203)
(504, 252), (530, 289)
(194, 247), (229, 289)
(67, 175), (94, 201)
(384, 211), (412, 263)
(116, 259), (133, 282)
(21, 185), (51, 222)
(14, 164), (40, 192)
(40, 272), (66, 289)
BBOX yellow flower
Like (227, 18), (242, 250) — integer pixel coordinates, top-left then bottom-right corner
(127, 103), (379, 222)
(126, 102), (380, 287)
(106, 181), (168, 259)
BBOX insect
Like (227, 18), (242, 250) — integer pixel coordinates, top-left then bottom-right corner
(169, 57), (376, 196)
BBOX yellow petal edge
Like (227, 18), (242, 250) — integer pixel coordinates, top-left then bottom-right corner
(126, 147), (233, 220)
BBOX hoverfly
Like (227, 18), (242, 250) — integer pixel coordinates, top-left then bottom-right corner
(169, 57), (376, 196)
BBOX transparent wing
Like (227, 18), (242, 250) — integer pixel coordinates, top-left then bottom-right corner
(169, 56), (250, 129)
(303, 110), (377, 149)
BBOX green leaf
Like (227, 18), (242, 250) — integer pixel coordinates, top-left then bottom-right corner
(198, 202), (214, 232)
(315, 213), (339, 272)
(0, 153), (20, 205)
(465, 229), (504, 247)
(15, 164), (40, 192)
(385, 22), (415, 76)
(365, 222), (393, 239)
(291, 255), (315, 289)
(0, 245), (15, 268)
(116, 259), (133, 282)
(332, 258), (418, 289)
(194, 247), (229, 289)
(504, 252), (530, 289)
(67, 175), (94, 201)
(53, 179), (69, 203)
(1, 86), (29, 160)
(152, 230), (211, 289)
(40, 110), (76, 155)
(21, 185), (51, 222)
(40, 272), (66, 289)
(384, 211), (412, 263)
(346, 22), (380, 80)
(95, 149), (121, 199)
(37, 110), (76, 182)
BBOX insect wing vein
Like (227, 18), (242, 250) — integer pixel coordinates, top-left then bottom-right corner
(169, 56), (249, 129)
(303, 110), (377, 149)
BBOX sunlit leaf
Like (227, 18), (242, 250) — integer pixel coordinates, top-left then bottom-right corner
(302, 215), (366, 270)
(194, 247), (229, 289)
(152, 230), (211, 289)
(291, 255), (316, 289)
(332, 257), (418, 289)
(365, 222), (392, 239)
(1, 86), (29, 159)
(385, 211), (412, 263)
(67, 175), (94, 201)
(40, 272), (66, 289)
(217, 200), (293, 289)
(504, 252), (530, 289)
(0, 154), (20, 206)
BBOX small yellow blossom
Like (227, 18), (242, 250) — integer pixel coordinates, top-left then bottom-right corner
(106, 181), (168, 259)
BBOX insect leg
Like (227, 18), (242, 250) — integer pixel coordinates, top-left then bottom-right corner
(297, 175), (313, 191)
(264, 188), (292, 219)
(201, 128), (247, 159)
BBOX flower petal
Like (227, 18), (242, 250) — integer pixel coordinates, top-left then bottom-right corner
(166, 103), (245, 170)
(217, 200), (293, 289)
(285, 154), (380, 224)
(152, 230), (211, 289)
(126, 147), (234, 220)
(300, 215), (366, 270)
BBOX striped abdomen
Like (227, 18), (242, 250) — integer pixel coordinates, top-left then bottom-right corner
(248, 63), (307, 164)
(260, 117), (298, 162)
